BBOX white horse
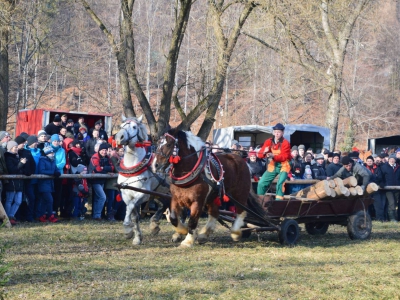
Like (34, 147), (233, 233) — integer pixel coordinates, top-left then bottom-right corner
(115, 115), (169, 245)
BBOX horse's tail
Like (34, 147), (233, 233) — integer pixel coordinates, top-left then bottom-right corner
(245, 189), (271, 223)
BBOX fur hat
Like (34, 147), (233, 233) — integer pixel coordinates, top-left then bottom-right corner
(349, 151), (360, 159)
(37, 130), (47, 137)
(27, 135), (38, 146)
(333, 153), (340, 158)
(341, 156), (352, 165)
(14, 136), (26, 145)
(19, 132), (29, 140)
(53, 114), (61, 122)
(98, 143), (110, 152)
(0, 131), (10, 140)
(327, 152), (334, 158)
(6, 141), (18, 152)
(366, 155), (374, 161)
(50, 134), (60, 142)
(43, 146), (54, 155)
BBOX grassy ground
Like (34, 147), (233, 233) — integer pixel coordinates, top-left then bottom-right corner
(1, 218), (400, 300)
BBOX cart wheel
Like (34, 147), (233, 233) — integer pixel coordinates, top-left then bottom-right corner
(305, 222), (329, 235)
(347, 211), (372, 240)
(279, 219), (299, 246)
(241, 228), (252, 239)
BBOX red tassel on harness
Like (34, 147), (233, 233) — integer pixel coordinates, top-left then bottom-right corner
(223, 195), (230, 202)
(214, 197), (222, 206)
(169, 156), (181, 164)
(116, 194), (122, 202)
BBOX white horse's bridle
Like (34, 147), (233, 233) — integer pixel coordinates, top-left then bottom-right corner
(121, 120), (143, 144)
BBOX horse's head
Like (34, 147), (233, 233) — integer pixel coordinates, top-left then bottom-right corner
(152, 128), (204, 173)
(115, 115), (148, 148)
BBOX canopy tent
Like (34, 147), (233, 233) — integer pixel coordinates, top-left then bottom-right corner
(213, 124), (330, 151)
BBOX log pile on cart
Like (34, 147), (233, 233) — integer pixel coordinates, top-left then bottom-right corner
(218, 176), (376, 247)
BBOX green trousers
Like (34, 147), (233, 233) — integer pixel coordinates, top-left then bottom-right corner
(257, 162), (288, 199)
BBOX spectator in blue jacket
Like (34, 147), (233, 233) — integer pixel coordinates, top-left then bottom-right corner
(25, 135), (42, 221)
(37, 146), (61, 223)
(49, 134), (66, 217)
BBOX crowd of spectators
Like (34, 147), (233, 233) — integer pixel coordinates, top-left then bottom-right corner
(0, 114), (122, 225)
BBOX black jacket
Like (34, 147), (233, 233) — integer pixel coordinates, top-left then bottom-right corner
(380, 162), (400, 187)
(4, 152), (29, 192)
(311, 163), (328, 180)
(326, 163), (342, 177)
(44, 122), (62, 136)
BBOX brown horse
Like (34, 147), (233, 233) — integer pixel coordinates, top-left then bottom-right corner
(152, 128), (252, 247)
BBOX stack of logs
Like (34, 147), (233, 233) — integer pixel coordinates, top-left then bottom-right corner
(294, 176), (379, 200)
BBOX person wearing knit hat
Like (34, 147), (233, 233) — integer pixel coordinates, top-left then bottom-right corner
(380, 153), (400, 222)
(364, 155), (385, 221)
(19, 132), (29, 140)
(88, 140), (114, 220)
(4, 140), (29, 225)
(26, 135), (38, 147)
(48, 133), (66, 217)
(256, 122), (291, 200)
(44, 114), (63, 136)
(0, 131), (11, 151)
(14, 136), (26, 147)
(331, 155), (370, 194)
(37, 144), (60, 223)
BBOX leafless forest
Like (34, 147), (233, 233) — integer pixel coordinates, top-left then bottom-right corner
(1, 0), (400, 150)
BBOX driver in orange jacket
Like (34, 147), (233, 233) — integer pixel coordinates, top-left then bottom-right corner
(257, 123), (291, 200)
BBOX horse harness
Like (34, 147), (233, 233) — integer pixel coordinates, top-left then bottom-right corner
(163, 133), (229, 204)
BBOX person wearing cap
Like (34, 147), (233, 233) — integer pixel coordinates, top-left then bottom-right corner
(311, 153), (329, 180)
(61, 114), (68, 128)
(89, 119), (108, 141)
(49, 134), (66, 217)
(331, 156), (371, 194)
(4, 141), (29, 225)
(37, 146), (61, 223)
(326, 153), (342, 177)
(379, 153), (400, 222)
(88, 142), (114, 220)
(364, 155), (385, 221)
(44, 114), (63, 136)
(25, 135), (42, 222)
(257, 123), (291, 200)
(348, 151), (363, 165)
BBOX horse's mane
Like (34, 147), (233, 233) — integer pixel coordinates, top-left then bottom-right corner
(124, 117), (148, 141)
(168, 128), (204, 152)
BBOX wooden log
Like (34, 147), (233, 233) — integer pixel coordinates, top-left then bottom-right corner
(334, 178), (344, 188)
(366, 182), (379, 194)
(0, 201), (11, 228)
(348, 187), (357, 196)
(295, 180), (331, 200)
(343, 187), (350, 197)
(328, 180), (336, 188)
(334, 184), (348, 196)
(330, 188), (336, 198)
(342, 176), (357, 187)
(355, 186), (364, 196)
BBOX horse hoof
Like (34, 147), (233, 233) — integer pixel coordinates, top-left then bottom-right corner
(150, 226), (161, 236)
(172, 233), (182, 243)
(132, 238), (142, 245)
(197, 234), (208, 245)
(179, 242), (193, 248)
(125, 232), (134, 239)
(231, 232), (242, 242)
